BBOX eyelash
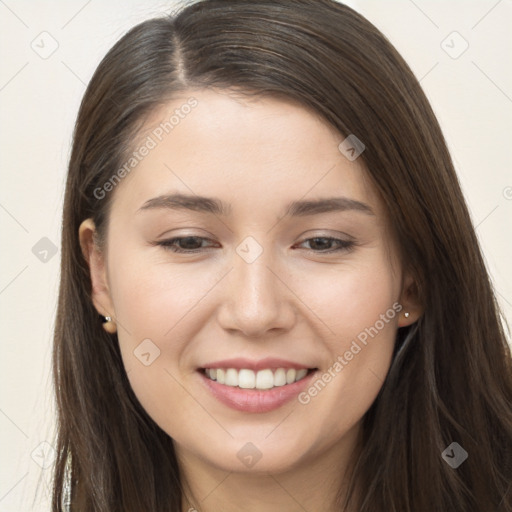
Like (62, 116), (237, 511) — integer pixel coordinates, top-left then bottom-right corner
(156, 236), (355, 254)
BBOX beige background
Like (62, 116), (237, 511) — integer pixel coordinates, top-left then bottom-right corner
(0, 0), (510, 510)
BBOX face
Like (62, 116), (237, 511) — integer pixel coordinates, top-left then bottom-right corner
(81, 89), (419, 476)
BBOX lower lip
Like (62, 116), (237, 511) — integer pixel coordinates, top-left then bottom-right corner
(199, 370), (317, 413)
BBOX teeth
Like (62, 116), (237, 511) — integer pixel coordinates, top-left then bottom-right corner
(239, 369), (255, 389)
(273, 368), (287, 387)
(225, 368), (238, 386)
(256, 369), (274, 389)
(204, 367), (311, 390)
(296, 369), (308, 380)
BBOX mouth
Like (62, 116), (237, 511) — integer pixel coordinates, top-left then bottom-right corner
(197, 360), (319, 413)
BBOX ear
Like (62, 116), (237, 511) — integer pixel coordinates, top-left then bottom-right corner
(78, 218), (115, 319)
(398, 273), (423, 327)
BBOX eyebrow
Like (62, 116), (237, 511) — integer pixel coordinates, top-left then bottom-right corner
(138, 193), (374, 217)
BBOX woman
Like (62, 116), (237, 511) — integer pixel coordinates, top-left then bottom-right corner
(52, 0), (512, 510)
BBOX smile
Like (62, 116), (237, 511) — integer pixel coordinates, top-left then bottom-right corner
(203, 367), (313, 390)
(198, 359), (319, 413)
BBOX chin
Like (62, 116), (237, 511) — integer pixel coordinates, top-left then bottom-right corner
(180, 432), (315, 475)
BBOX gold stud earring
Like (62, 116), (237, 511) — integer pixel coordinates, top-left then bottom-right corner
(102, 315), (117, 334)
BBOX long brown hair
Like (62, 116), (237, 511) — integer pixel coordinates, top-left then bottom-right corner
(52, 1), (512, 510)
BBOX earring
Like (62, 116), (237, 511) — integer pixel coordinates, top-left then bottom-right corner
(102, 315), (117, 334)
(404, 312), (410, 318)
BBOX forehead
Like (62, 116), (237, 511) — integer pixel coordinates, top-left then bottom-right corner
(109, 88), (381, 218)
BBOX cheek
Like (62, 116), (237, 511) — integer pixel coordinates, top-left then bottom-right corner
(107, 247), (226, 384)
(108, 245), (218, 336)
(293, 322), (397, 458)
(291, 250), (400, 340)
(107, 253), (212, 435)
(289, 254), (400, 442)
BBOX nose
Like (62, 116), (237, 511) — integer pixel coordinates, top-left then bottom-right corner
(216, 247), (296, 338)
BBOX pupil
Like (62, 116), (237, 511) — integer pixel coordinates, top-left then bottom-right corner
(181, 237), (200, 249)
(311, 237), (330, 250)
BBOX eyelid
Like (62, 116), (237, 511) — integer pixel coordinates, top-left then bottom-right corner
(155, 227), (215, 240)
(299, 229), (355, 241)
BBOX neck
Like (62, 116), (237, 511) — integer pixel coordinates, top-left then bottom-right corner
(178, 423), (362, 512)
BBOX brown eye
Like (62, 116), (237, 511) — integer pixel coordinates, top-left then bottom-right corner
(296, 237), (355, 253)
(158, 236), (217, 253)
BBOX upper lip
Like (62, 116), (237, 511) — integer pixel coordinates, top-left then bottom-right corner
(199, 357), (316, 372)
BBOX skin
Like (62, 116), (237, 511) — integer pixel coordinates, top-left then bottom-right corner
(80, 89), (422, 512)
